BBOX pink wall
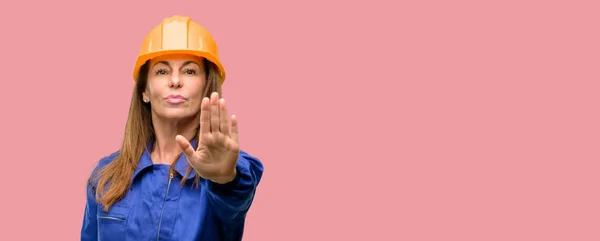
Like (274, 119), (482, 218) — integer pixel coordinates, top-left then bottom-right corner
(0, 0), (598, 240)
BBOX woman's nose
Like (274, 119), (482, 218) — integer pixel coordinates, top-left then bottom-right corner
(169, 74), (182, 88)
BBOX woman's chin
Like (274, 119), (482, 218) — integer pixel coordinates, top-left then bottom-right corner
(156, 109), (197, 120)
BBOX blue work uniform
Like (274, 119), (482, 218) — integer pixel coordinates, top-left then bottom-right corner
(80, 138), (264, 241)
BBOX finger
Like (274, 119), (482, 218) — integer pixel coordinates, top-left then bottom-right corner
(199, 97), (211, 137)
(219, 98), (229, 136)
(210, 92), (220, 133)
(231, 114), (239, 144)
(175, 135), (197, 159)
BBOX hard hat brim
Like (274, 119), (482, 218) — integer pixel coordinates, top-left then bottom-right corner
(132, 49), (226, 83)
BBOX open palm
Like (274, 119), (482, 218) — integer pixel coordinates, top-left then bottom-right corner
(176, 92), (240, 184)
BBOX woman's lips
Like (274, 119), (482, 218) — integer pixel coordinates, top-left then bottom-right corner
(165, 95), (186, 104)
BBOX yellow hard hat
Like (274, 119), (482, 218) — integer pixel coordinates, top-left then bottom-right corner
(133, 15), (226, 83)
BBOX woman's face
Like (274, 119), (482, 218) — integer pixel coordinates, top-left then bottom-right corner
(143, 54), (206, 121)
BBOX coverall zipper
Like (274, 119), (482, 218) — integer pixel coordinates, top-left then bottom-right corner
(97, 216), (125, 221)
(156, 172), (173, 241)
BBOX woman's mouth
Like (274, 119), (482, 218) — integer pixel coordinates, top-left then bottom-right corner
(165, 95), (186, 104)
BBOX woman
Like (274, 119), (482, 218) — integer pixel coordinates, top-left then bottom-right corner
(80, 15), (264, 241)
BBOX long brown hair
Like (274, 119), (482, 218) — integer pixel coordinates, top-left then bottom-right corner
(90, 58), (223, 212)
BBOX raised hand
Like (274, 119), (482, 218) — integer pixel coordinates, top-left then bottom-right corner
(176, 92), (240, 184)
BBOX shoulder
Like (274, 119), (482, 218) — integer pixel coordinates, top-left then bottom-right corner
(87, 150), (121, 187)
(95, 150), (121, 171)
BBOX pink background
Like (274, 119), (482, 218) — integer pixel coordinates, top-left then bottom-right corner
(0, 0), (599, 240)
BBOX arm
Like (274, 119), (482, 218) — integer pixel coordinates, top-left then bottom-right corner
(203, 150), (264, 225)
(80, 180), (98, 241)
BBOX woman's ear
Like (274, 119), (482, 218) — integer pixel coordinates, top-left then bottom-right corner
(142, 92), (149, 103)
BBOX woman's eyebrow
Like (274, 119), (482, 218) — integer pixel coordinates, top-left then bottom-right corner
(181, 61), (200, 68)
(154, 60), (199, 68)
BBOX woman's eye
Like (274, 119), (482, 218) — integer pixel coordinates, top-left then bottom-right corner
(183, 69), (197, 75)
(155, 69), (168, 75)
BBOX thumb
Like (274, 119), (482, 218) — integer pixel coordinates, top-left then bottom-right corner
(175, 135), (196, 159)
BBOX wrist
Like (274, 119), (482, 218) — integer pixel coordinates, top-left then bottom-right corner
(211, 168), (237, 184)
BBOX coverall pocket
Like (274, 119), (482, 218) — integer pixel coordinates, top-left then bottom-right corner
(97, 205), (131, 240)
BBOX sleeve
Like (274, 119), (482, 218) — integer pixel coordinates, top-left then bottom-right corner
(80, 179), (98, 241)
(81, 152), (118, 240)
(204, 150), (264, 226)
